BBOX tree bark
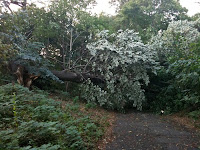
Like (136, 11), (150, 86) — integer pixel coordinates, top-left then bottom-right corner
(51, 70), (105, 84)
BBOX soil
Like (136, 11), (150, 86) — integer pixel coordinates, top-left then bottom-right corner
(105, 111), (200, 150)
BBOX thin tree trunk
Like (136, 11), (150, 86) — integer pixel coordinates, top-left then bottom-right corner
(68, 27), (73, 69)
(65, 26), (73, 92)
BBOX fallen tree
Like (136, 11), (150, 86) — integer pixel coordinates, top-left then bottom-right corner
(8, 61), (105, 89)
(7, 30), (158, 110)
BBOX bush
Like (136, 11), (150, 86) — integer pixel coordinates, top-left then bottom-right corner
(147, 19), (200, 114)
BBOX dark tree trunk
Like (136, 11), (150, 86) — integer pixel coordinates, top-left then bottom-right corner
(51, 70), (105, 84)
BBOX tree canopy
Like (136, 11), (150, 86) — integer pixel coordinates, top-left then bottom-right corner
(115, 0), (188, 41)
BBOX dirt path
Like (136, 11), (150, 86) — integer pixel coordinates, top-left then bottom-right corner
(106, 111), (200, 150)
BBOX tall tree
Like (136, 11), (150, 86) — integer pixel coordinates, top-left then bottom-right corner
(115, 0), (188, 42)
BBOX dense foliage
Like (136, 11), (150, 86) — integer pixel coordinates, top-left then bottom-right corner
(147, 19), (200, 116)
(81, 29), (158, 111)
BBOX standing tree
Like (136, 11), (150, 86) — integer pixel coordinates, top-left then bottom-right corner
(114, 0), (188, 42)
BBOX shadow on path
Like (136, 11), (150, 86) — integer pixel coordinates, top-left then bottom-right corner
(106, 111), (200, 150)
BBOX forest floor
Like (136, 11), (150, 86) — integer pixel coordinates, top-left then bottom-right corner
(103, 110), (200, 150)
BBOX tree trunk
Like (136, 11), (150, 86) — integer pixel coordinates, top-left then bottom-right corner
(51, 70), (105, 84)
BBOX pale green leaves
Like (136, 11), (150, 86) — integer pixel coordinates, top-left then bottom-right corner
(150, 19), (200, 59)
(83, 29), (158, 110)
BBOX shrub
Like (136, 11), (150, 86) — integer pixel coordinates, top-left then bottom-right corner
(0, 83), (104, 149)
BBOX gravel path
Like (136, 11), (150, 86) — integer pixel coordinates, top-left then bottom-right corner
(106, 111), (200, 150)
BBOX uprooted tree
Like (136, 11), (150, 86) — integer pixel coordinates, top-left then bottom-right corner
(7, 29), (158, 110)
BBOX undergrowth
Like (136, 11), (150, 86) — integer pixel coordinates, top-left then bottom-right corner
(0, 83), (106, 150)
